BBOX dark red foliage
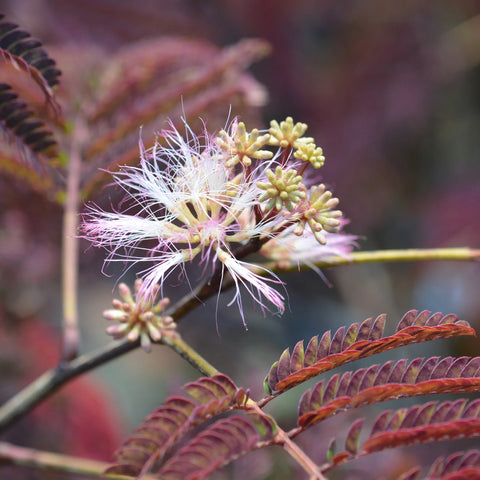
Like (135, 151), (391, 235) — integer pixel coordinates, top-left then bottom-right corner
(298, 356), (480, 428)
(327, 399), (480, 469)
(106, 374), (250, 477)
(157, 413), (274, 480)
(265, 310), (474, 393)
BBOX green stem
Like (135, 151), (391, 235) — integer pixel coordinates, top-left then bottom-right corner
(161, 333), (220, 377)
(338, 247), (480, 264)
(0, 441), (156, 479)
(261, 247), (480, 273)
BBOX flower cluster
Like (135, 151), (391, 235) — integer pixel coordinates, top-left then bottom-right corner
(103, 279), (176, 352)
(83, 117), (356, 324)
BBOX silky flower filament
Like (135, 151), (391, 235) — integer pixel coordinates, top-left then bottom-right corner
(82, 117), (356, 321)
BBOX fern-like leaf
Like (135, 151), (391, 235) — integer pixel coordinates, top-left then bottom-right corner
(0, 83), (58, 158)
(425, 450), (480, 480)
(264, 310), (474, 393)
(86, 38), (219, 123)
(80, 38), (269, 197)
(0, 13), (61, 88)
(105, 374), (249, 478)
(330, 399), (480, 467)
(157, 412), (275, 480)
(0, 13), (62, 194)
(297, 356), (480, 428)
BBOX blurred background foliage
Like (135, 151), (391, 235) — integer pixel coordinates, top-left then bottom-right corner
(0, 1), (479, 479)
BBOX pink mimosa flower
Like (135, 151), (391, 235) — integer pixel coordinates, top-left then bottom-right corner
(83, 117), (356, 323)
(82, 121), (285, 316)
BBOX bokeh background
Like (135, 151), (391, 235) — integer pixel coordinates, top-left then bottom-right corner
(0, 1), (479, 479)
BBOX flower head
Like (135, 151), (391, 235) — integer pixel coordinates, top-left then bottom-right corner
(216, 121), (272, 167)
(104, 280), (176, 352)
(291, 184), (343, 244)
(257, 166), (306, 212)
(82, 117), (355, 324)
(294, 141), (325, 169)
(268, 117), (313, 149)
(83, 120), (286, 318)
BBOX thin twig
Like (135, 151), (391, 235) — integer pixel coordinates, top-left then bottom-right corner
(167, 236), (267, 322)
(161, 333), (220, 376)
(0, 331), (219, 431)
(280, 434), (327, 480)
(0, 441), (156, 479)
(0, 338), (138, 431)
(61, 118), (86, 361)
(261, 247), (480, 273)
(167, 268), (223, 321)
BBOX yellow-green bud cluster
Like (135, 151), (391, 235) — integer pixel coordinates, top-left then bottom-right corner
(268, 117), (313, 148)
(294, 141), (325, 169)
(216, 122), (272, 168)
(258, 166), (306, 211)
(293, 184), (342, 244)
(103, 279), (176, 352)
